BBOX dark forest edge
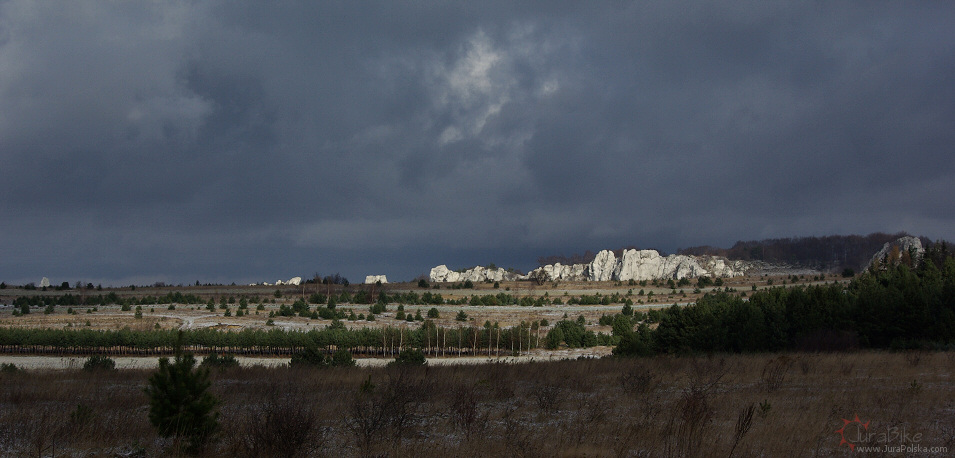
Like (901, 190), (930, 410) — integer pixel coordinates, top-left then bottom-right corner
(677, 231), (933, 271)
(616, 241), (955, 355)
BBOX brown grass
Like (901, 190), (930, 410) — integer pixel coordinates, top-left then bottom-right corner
(0, 273), (853, 334)
(0, 351), (952, 457)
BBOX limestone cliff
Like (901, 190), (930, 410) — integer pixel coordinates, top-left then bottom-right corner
(529, 249), (749, 282)
(429, 249), (750, 283)
(429, 265), (520, 283)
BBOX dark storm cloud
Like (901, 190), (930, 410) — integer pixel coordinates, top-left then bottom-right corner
(2, 1), (953, 285)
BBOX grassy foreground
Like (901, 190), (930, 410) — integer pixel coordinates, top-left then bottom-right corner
(0, 351), (952, 457)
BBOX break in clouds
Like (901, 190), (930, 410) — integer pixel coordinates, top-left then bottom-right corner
(1, 1), (954, 285)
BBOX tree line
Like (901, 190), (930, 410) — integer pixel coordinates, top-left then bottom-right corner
(677, 232), (922, 271)
(0, 321), (556, 357)
(616, 242), (955, 355)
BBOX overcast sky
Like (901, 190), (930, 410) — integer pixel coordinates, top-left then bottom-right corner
(2, 1), (953, 286)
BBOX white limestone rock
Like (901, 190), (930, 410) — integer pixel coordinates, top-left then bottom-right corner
(287, 277), (302, 286)
(430, 265), (516, 283)
(530, 248), (747, 282)
(39, 277), (51, 288)
(365, 275), (388, 284)
(429, 265), (458, 283)
(614, 249), (664, 280)
(869, 236), (924, 268)
(588, 250), (617, 281)
(540, 263), (587, 281)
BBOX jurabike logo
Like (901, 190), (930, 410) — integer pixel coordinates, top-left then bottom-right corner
(835, 413), (938, 453)
(835, 414), (870, 451)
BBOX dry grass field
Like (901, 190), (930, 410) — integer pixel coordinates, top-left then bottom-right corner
(0, 274), (850, 335)
(0, 351), (952, 457)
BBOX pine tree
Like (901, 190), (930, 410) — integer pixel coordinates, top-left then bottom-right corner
(145, 340), (219, 453)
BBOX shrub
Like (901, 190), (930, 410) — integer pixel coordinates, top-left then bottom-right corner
(83, 355), (116, 371)
(427, 307), (439, 318)
(0, 363), (18, 374)
(290, 346), (328, 368)
(235, 387), (324, 457)
(331, 349), (356, 367)
(201, 353), (240, 369)
(388, 349), (427, 367)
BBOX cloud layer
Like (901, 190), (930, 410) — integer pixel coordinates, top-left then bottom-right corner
(2, 1), (954, 285)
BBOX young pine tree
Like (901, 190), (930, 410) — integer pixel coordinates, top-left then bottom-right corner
(145, 341), (219, 453)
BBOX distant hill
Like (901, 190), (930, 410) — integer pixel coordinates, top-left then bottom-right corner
(677, 232), (932, 272)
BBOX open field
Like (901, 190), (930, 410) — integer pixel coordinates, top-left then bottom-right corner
(0, 351), (951, 457)
(0, 273), (850, 338)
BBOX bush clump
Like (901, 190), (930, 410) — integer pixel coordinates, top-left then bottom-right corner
(201, 353), (240, 369)
(388, 349), (427, 367)
(290, 346), (356, 368)
(83, 355), (116, 371)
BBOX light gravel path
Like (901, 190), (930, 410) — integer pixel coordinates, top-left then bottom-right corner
(0, 347), (611, 370)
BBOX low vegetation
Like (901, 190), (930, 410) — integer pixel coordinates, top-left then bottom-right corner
(0, 352), (951, 456)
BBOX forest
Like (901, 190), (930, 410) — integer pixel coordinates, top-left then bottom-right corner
(677, 232), (921, 271)
(617, 242), (955, 355)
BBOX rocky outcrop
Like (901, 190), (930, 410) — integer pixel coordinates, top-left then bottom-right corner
(364, 275), (388, 284)
(529, 249), (748, 282)
(428, 249), (750, 284)
(429, 265), (522, 283)
(39, 277), (51, 288)
(275, 276), (302, 286)
(538, 263), (587, 281)
(869, 236), (924, 268)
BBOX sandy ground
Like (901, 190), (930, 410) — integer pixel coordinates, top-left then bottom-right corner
(0, 347), (613, 370)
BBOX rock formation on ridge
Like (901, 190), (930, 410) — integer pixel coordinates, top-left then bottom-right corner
(429, 249), (751, 283)
(429, 265), (522, 283)
(364, 275), (388, 284)
(529, 249), (748, 282)
(868, 236), (924, 268)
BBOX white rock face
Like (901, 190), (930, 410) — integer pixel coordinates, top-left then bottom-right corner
(39, 277), (51, 288)
(530, 249), (747, 282)
(272, 277), (302, 286)
(429, 265), (518, 283)
(588, 250), (617, 281)
(429, 265), (457, 282)
(365, 275), (388, 284)
(540, 263), (588, 281)
(869, 236), (924, 267)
